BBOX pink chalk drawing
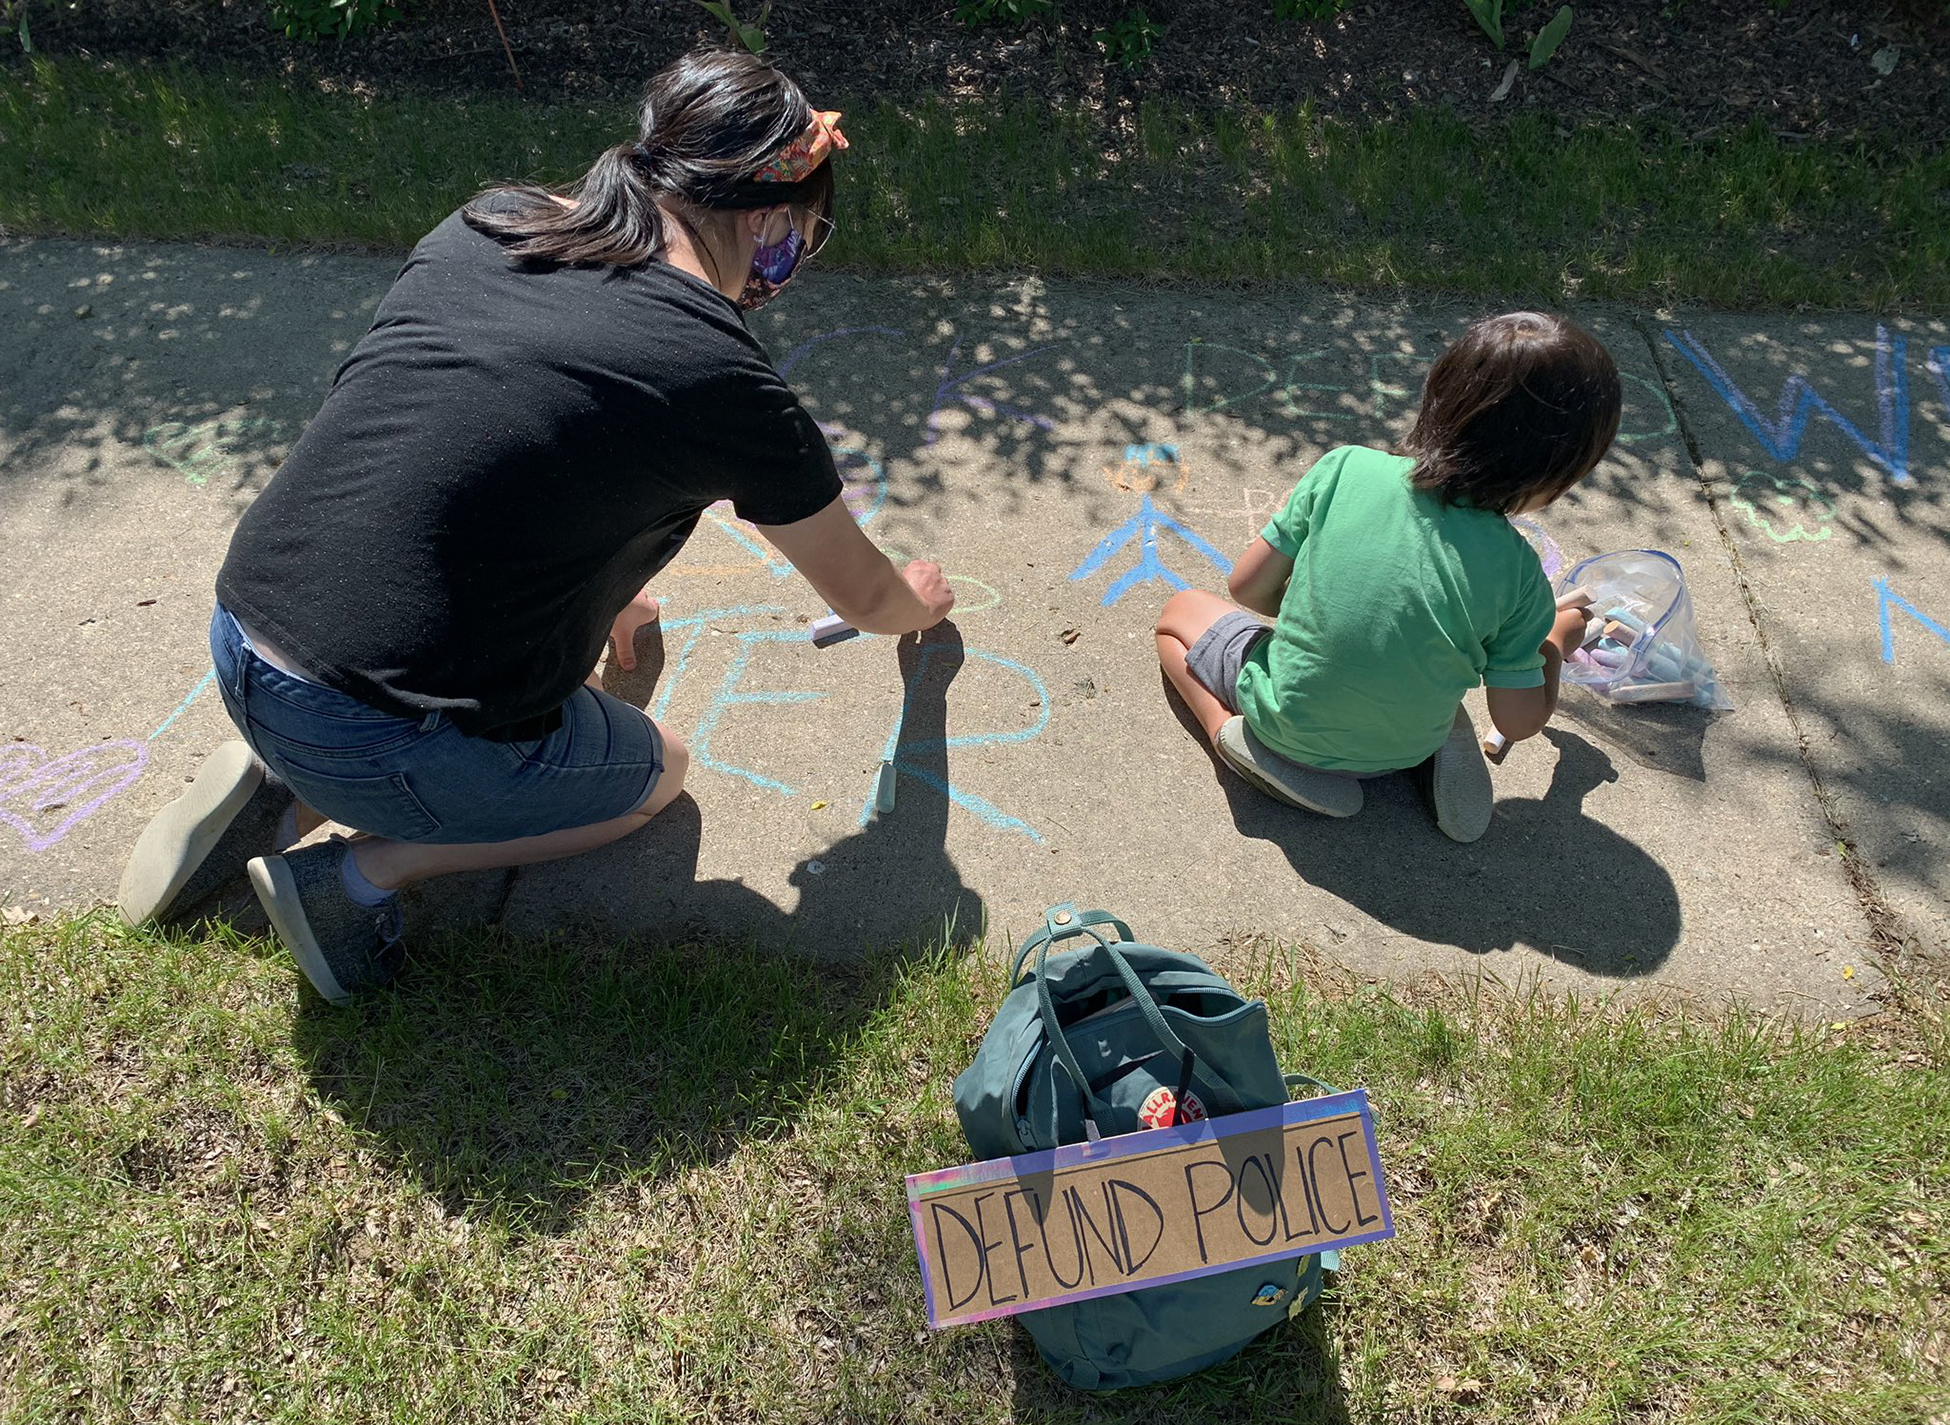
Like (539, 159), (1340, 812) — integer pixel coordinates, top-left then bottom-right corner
(0, 740), (149, 852)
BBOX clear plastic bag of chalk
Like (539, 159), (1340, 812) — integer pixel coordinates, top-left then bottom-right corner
(1556, 550), (1733, 711)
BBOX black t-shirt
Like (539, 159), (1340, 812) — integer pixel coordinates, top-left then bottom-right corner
(217, 203), (841, 738)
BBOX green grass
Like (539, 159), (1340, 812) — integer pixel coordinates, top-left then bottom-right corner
(3, 56), (1948, 310)
(3, 912), (1945, 1423)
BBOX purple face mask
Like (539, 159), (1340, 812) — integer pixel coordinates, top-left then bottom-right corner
(738, 218), (804, 312)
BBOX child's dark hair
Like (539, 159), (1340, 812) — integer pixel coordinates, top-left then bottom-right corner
(1401, 312), (1622, 515)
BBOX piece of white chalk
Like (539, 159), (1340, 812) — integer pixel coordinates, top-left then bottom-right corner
(809, 613), (857, 646)
(873, 760), (897, 813)
(1609, 679), (1697, 703)
(1481, 730), (1510, 763)
(1556, 586), (1595, 611)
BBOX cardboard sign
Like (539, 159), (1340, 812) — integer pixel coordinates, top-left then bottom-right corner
(907, 1090), (1392, 1329)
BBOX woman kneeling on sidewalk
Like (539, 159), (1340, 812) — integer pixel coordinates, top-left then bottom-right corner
(116, 47), (952, 1003)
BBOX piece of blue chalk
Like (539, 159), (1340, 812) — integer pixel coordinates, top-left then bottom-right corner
(874, 760), (897, 813)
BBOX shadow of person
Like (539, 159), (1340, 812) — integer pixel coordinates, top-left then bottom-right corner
(1209, 713), (1680, 978)
(592, 618), (986, 956)
(1004, 1294), (1353, 1423)
(289, 626), (986, 1231)
(1555, 685), (1717, 781)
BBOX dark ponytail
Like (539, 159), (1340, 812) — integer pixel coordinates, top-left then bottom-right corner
(465, 47), (834, 269)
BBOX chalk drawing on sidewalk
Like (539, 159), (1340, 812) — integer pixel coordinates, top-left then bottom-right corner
(1507, 515), (1566, 582)
(1070, 493), (1235, 606)
(644, 603), (1045, 838)
(1181, 341), (1364, 422)
(2, 740), (149, 853)
(777, 326), (906, 383)
(1731, 471), (1835, 544)
(149, 668), (216, 741)
(1875, 578), (1950, 665)
(692, 628), (828, 795)
(1665, 327), (1912, 486)
(777, 325), (908, 442)
(1928, 347), (1950, 420)
(926, 333), (1057, 446)
(143, 417), (287, 488)
(863, 644), (1050, 843)
(1616, 371), (1679, 446)
(1105, 443), (1188, 495)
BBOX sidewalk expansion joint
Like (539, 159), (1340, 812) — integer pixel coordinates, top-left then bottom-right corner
(1634, 315), (1920, 969)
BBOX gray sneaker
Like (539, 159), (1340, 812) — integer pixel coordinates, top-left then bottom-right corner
(118, 741), (294, 925)
(1214, 716), (1364, 818)
(1416, 707), (1495, 843)
(247, 839), (404, 1006)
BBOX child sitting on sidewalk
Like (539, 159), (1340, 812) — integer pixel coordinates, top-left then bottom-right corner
(1155, 311), (1621, 843)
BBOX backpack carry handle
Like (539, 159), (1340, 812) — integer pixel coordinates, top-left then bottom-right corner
(1027, 918), (1248, 1140)
(1284, 1071), (1342, 1098)
(1011, 903), (1136, 984)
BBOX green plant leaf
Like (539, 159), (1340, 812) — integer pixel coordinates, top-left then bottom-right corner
(1463, 0), (1504, 50)
(1529, 5), (1573, 68)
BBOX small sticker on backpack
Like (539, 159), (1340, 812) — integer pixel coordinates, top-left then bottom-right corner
(1138, 1086), (1207, 1129)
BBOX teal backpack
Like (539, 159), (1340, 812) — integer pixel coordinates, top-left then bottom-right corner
(952, 905), (1331, 1391)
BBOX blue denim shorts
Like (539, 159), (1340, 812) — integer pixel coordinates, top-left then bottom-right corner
(210, 605), (663, 844)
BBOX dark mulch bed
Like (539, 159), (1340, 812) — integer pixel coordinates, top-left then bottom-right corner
(24, 0), (1950, 145)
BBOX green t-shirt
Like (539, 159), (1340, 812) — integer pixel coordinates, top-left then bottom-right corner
(1236, 445), (1556, 773)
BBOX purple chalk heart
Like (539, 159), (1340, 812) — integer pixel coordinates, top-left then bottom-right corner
(0, 740), (150, 853)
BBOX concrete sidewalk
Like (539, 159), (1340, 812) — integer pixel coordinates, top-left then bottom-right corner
(3, 238), (1942, 1016)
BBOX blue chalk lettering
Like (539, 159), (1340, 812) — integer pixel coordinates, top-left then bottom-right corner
(148, 667), (215, 741)
(1069, 494), (1235, 606)
(1666, 328), (1911, 485)
(862, 645), (1050, 842)
(1875, 578), (1950, 665)
(647, 604), (787, 723)
(691, 628), (826, 794)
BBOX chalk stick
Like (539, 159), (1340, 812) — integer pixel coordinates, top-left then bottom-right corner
(1481, 730), (1510, 764)
(1602, 619), (1638, 646)
(1579, 616), (1607, 647)
(1608, 679), (1696, 704)
(1556, 586), (1595, 611)
(874, 760), (897, 813)
(810, 613), (858, 647)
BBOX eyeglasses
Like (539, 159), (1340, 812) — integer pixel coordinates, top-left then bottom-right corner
(797, 206), (837, 261)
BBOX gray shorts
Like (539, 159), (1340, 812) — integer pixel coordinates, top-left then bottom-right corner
(1185, 611), (1396, 779)
(1185, 610), (1272, 714)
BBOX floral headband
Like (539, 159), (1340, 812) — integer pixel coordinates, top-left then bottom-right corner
(750, 110), (848, 184)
